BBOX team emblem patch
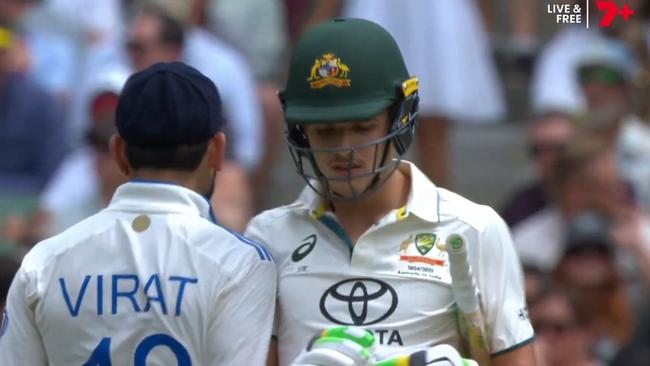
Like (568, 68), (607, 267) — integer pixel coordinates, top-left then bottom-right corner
(398, 233), (445, 267)
(415, 233), (437, 255)
(307, 53), (351, 89)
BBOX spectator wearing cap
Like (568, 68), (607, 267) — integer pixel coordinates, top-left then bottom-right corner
(576, 41), (650, 213)
(553, 212), (648, 365)
(0, 62), (276, 365)
(531, 23), (606, 114)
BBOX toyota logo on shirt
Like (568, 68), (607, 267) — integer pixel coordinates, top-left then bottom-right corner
(319, 278), (398, 325)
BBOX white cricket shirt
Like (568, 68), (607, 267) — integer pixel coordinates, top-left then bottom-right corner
(246, 162), (533, 365)
(0, 181), (276, 366)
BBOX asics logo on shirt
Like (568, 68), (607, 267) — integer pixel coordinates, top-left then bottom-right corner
(292, 234), (317, 262)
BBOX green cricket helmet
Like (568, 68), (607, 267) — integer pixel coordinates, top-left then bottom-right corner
(279, 18), (419, 201)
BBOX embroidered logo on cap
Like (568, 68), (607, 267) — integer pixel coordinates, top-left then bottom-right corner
(307, 53), (351, 89)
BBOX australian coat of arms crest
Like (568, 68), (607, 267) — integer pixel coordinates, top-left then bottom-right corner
(307, 53), (351, 89)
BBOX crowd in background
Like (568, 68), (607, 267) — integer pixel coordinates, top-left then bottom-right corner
(2, 0), (650, 364)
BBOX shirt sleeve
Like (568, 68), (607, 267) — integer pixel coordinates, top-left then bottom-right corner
(476, 208), (534, 355)
(206, 255), (277, 365)
(0, 266), (48, 365)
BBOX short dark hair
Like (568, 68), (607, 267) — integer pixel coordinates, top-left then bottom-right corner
(158, 12), (184, 47)
(126, 141), (208, 171)
(138, 6), (185, 48)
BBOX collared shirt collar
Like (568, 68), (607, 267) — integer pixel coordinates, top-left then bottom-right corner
(295, 160), (440, 223)
(401, 161), (441, 223)
(107, 180), (214, 221)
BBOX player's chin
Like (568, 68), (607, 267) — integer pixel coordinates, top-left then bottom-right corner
(327, 177), (375, 200)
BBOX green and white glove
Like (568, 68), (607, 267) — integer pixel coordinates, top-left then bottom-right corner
(291, 326), (377, 366)
(377, 344), (479, 366)
(291, 326), (478, 366)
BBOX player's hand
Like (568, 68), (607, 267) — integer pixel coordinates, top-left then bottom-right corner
(291, 326), (376, 366)
(377, 344), (478, 366)
(291, 326), (478, 366)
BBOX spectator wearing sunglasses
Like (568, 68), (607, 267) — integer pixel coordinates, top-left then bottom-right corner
(501, 110), (577, 228)
(577, 42), (650, 213)
(512, 136), (633, 271)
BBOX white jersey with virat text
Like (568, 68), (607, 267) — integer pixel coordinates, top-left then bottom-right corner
(245, 161), (533, 365)
(0, 182), (276, 366)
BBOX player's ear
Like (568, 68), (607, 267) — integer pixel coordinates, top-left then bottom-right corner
(206, 132), (226, 171)
(109, 134), (131, 176)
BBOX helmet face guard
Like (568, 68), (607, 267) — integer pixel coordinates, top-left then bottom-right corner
(286, 82), (419, 202)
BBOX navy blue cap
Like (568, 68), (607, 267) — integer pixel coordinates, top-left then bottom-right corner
(116, 62), (224, 148)
(564, 212), (613, 255)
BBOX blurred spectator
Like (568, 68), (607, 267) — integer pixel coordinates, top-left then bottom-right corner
(0, 0), (76, 99)
(22, 0), (122, 45)
(513, 136), (631, 270)
(125, 4), (263, 175)
(39, 68), (129, 236)
(529, 287), (599, 366)
(305, 0), (506, 187)
(531, 1), (611, 114)
(0, 0), (37, 27)
(552, 212), (645, 364)
(0, 254), (20, 313)
(41, 69), (129, 211)
(576, 42), (650, 212)
(125, 9), (182, 69)
(501, 110), (577, 227)
(0, 27), (67, 194)
(20, 0), (125, 143)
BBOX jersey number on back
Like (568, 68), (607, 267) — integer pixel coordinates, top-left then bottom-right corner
(83, 334), (191, 365)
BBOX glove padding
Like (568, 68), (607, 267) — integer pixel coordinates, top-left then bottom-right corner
(291, 326), (478, 366)
(378, 344), (479, 366)
(291, 327), (376, 366)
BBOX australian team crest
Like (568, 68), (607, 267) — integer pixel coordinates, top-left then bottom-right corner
(415, 233), (437, 255)
(307, 53), (351, 89)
